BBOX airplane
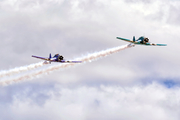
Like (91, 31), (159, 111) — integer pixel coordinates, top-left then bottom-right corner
(116, 36), (167, 46)
(32, 54), (82, 64)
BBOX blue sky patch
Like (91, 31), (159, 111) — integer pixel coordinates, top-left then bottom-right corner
(163, 80), (176, 88)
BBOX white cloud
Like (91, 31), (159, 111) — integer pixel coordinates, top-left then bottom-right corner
(0, 0), (179, 83)
(0, 83), (179, 120)
(0, 0), (180, 119)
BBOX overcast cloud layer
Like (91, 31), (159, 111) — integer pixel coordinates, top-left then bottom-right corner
(0, 0), (180, 120)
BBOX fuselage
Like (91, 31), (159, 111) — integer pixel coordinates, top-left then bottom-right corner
(32, 54), (82, 64)
(116, 36), (167, 46)
(48, 54), (64, 62)
(134, 36), (146, 43)
(128, 36), (150, 45)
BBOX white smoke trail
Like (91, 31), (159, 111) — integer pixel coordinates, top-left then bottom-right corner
(0, 44), (134, 86)
(0, 62), (44, 78)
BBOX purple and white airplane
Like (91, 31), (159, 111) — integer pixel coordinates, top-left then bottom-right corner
(32, 54), (82, 64)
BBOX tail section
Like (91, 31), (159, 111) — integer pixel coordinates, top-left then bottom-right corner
(133, 36), (135, 42)
(49, 53), (52, 60)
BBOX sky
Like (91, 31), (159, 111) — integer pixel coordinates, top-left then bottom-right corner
(0, 0), (180, 120)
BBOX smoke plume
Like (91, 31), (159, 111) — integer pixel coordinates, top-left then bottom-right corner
(0, 44), (133, 86)
(0, 62), (44, 78)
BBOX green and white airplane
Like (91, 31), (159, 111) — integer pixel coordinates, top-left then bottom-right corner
(117, 36), (167, 46)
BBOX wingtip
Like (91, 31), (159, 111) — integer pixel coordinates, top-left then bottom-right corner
(157, 44), (167, 46)
(116, 37), (121, 39)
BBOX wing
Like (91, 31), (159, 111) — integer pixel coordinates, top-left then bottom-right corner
(32, 55), (49, 60)
(116, 37), (132, 43)
(60, 60), (82, 63)
(145, 43), (167, 46)
(156, 44), (167, 46)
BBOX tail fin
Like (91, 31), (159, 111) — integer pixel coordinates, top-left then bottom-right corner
(133, 36), (136, 42)
(49, 53), (52, 60)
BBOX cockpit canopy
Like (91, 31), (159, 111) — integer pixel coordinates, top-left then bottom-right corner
(53, 54), (60, 58)
(53, 54), (64, 61)
(138, 36), (149, 43)
(138, 36), (145, 40)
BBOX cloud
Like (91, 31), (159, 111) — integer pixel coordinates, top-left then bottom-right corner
(0, 0), (180, 119)
(0, 82), (180, 120)
(0, 0), (179, 85)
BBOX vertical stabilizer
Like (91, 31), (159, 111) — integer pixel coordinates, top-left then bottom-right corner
(49, 53), (52, 59)
(133, 36), (136, 42)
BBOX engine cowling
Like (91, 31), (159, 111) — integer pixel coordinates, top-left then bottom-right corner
(143, 38), (149, 43)
(58, 55), (64, 61)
